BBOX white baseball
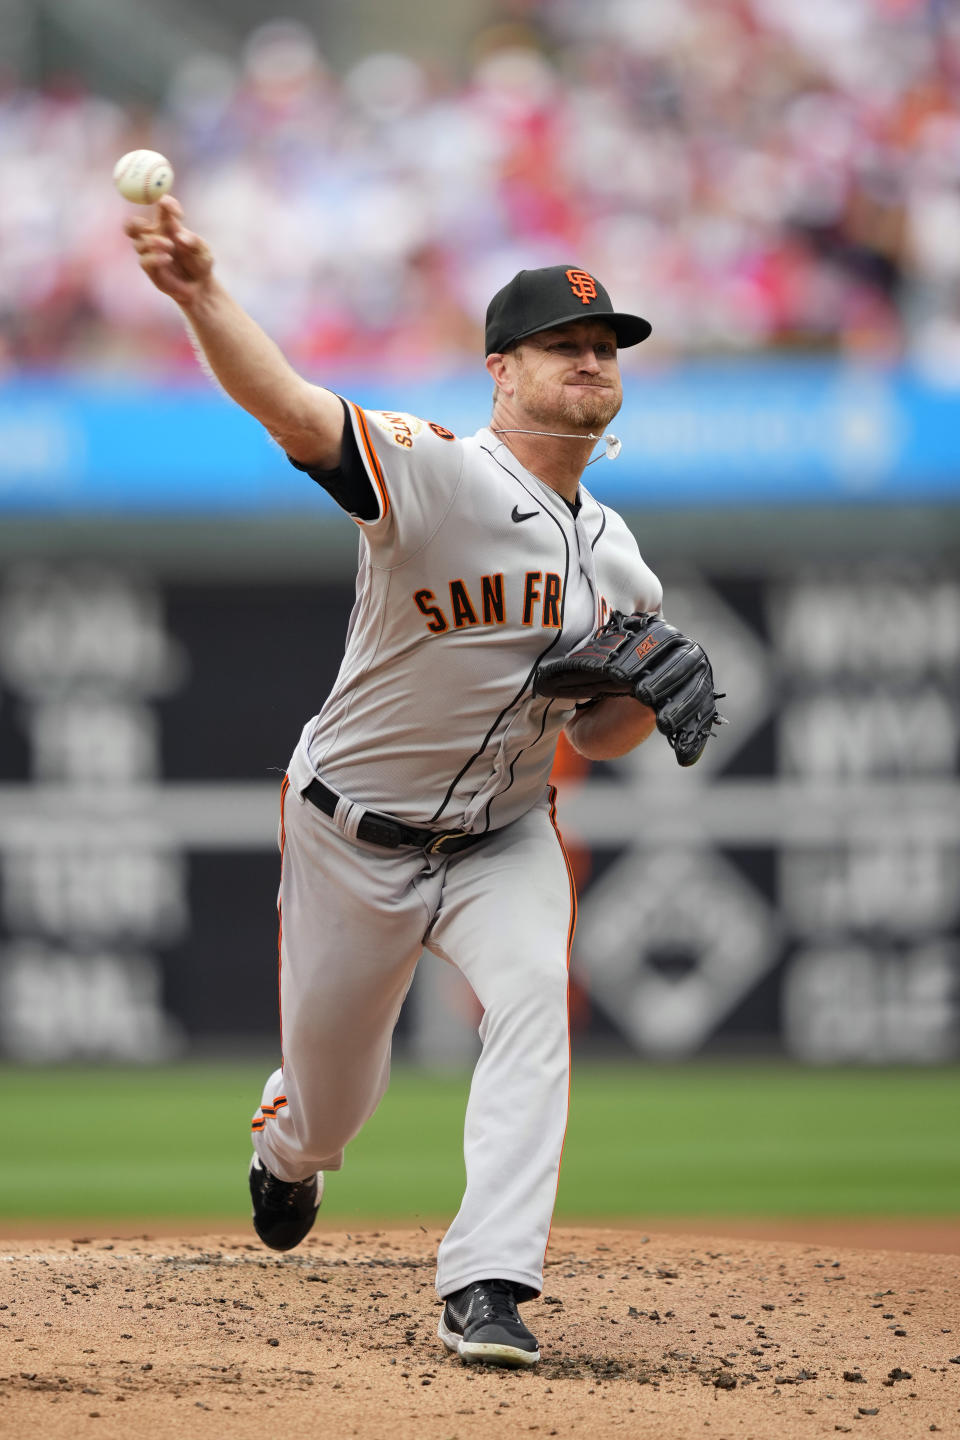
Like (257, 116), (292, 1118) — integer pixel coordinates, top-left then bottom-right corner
(113, 150), (174, 204)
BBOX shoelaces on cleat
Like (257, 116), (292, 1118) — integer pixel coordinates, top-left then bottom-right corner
(260, 1170), (312, 1209)
(476, 1280), (520, 1324)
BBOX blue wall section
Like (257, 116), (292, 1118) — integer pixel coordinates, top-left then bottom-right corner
(1, 363), (958, 512)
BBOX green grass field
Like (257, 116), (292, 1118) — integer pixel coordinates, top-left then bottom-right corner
(2, 1062), (958, 1224)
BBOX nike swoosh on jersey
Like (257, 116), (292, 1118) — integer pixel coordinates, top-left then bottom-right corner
(511, 505), (539, 523)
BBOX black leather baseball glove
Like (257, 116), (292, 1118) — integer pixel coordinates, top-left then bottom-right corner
(533, 611), (726, 767)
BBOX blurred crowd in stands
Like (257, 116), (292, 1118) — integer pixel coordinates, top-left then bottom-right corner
(3, 0), (960, 378)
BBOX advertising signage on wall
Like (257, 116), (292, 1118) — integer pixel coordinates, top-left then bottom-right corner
(0, 558), (956, 1065)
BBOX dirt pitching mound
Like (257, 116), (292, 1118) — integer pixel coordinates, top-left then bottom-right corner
(1, 1227), (958, 1439)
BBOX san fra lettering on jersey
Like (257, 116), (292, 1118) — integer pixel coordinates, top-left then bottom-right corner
(413, 575), (618, 635)
(413, 572), (578, 633)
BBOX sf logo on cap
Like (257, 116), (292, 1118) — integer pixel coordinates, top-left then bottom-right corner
(566, 269), (598, 305)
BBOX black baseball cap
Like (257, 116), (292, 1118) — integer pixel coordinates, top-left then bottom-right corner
(485, 265), (652, 356)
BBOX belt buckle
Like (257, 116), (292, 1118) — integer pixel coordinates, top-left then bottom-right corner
(426, 830), (468, 855)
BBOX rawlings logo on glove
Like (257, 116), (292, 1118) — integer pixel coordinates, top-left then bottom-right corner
(533, 611), (727, 767)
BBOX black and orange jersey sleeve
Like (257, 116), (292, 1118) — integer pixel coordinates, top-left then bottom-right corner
(337, 405), (465, 561)
(287, 397), (380, 521)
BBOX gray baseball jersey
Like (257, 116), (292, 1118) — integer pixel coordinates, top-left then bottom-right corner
(293, 404), (662, 830)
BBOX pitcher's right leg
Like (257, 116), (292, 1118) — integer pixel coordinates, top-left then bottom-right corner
(251, 780), (442, 1195)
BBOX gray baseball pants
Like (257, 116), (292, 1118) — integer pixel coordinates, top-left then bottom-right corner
(251, 764), (576, 1300)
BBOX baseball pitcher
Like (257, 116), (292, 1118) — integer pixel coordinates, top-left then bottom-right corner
(125, 196), (721, 1368)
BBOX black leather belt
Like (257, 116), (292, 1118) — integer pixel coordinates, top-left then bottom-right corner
(303, 778), (486, 855)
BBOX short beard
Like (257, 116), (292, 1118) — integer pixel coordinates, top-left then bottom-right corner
(563, 389), (620, 430)
(516, 372), (621, 434)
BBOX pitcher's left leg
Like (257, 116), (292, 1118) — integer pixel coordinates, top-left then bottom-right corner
(427, 792), (576, 1299)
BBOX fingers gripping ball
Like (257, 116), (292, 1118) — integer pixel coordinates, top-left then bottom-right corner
(113, 150), (174, 204)
(533, 610), (727, 767)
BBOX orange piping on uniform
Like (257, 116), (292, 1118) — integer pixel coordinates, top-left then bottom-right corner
(542, 784), (577, 1275)
(277, 774), (290, 1063)
(251, 1096), (288, 1135)
(548, 784), (578, 954)
(256, 781), (291, 1143)
(350, 402), (390, 520)
(279, 774), (289, 838)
